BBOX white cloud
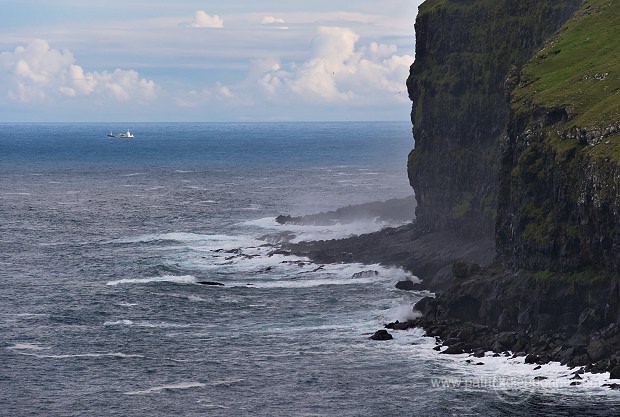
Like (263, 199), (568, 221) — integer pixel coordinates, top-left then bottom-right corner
(189, 10), (224, 28)
(0, 39), (157, 103)
(261, 16), (285, 25)
(255, 27), (413, 103)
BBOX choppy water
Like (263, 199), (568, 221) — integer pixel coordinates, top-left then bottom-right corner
(1, 122), (619, 416)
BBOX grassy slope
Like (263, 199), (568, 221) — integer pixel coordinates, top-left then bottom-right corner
(513, 0), (620, 160)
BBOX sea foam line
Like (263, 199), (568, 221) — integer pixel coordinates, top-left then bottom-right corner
(106, 275), (196, 286)
(125, 382), (205, 396)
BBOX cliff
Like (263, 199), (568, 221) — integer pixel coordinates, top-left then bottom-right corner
(407, 0), (620, 377)
(497, 0), (620, 272)
(407, 0), (581, 238)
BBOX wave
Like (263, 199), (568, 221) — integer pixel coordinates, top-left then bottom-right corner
(107, 233), (262, 250)
(106, 275), (196, 286)
(231, 276), (384, 289)
(125, 382), (205, 396)
(10, 351), (145, 360)
(104, 320), (134, 326)
(8, 343), (47, 351)
(244, 216), (404, 243)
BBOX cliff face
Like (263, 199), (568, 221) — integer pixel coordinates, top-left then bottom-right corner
(408, 0), (620, 374)
(407, 0), (581, 238)
(496, 0), (620, 272)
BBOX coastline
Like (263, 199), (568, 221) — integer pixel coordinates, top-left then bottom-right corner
(276, 197), (620, 388)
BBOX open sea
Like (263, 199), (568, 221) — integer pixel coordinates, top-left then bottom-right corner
(1, 122), (620, 416)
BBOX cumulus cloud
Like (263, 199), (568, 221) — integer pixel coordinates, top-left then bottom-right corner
(189, 10), (224, 28)
(256, 27), (413, 103)
(0, 39), (157, 103)
(261, 16), (285, 25)
(260, 16), (288, 30)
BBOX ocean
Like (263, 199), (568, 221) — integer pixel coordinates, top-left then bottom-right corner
(1, 122), (619, 416)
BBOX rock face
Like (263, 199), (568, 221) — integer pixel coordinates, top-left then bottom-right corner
(496, 0), (620, 272)
(407, 0), (581, 238)
(406, 0), (620, 377)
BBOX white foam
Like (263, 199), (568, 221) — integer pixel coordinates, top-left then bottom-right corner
(397, 335), (620, 399)
(11, 351), (145, 360)
(125, 382), (205, 396)
(233, 276), (380, 289)
(8, 343), (47, 351)
(106, 275), (196, 286)
(122, 172), (146, 177)
(104, 320), (134, 326)
(4, 192), (32, 196)
(242, 217), (405, 243)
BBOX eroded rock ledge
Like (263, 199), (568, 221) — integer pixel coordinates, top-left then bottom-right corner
(405, 267), (620, 376)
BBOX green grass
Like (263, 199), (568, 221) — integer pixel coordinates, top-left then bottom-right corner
(513, 0), (620, 133)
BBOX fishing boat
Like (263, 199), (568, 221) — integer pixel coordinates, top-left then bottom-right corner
(107, 130), (134, 138)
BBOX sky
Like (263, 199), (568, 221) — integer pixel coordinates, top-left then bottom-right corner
(0, 0), (423, 122)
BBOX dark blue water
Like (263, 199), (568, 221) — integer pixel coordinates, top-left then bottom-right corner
(1, 122), (619, 416)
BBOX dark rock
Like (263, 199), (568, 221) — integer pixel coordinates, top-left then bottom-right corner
(452, 260), (480, 279)
(473, 350), (485, 358)
(570, 382), (582, 386)
(457, 325), (475, 341)
(352, 270), (379, 279)
(578, 308), (603, 332)
(610, 366), (620, 380)
(196, 281), (225, 286)
(385, 321), (411, 331)
(395, 280), (416, 291)
(534, 376), (548, 381)
(534, 366), (542, 370)
(525, 354), (540, 365)
(433, 346), (442, 351)
(441, 344), (465, 355)
(587, 339), (609, 363)
(370, 330), (393, 341)
(275, 215), (296, 225)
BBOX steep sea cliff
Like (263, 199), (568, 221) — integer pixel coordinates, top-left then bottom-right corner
(408, 0), (620, 378)
(407, 0), (581, 238)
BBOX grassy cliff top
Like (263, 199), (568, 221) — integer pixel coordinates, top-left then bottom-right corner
(513, 0), (620, 130)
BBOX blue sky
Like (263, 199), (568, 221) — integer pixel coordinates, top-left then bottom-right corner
(0, 1), (422, 122)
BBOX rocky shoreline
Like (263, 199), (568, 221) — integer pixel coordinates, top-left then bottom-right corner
(406, 265), (620, 380)
(277, 212), (620, 386)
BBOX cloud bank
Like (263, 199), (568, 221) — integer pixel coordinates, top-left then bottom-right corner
(0, 39), (157, 103)
(256, 27), (413, 104)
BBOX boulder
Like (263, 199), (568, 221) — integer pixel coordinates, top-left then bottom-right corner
(441, 344), (465, 355)
(353, 270), (379, 279)
(370, 330), (393, 341)
(587, 338), (609, 362)
(610, 366), (620, 380)
(395, 280), (416, 291)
